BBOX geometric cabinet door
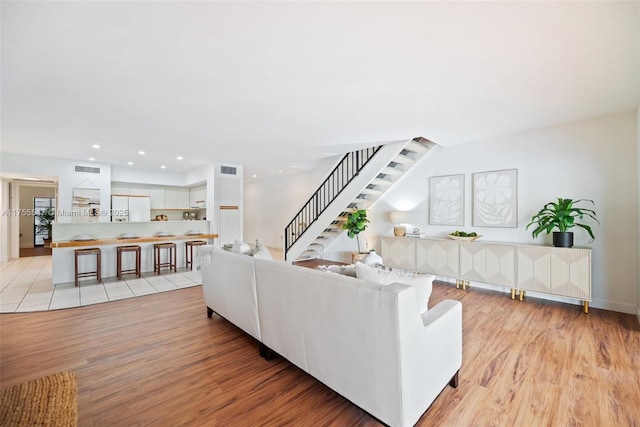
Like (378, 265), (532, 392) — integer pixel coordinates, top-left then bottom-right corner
(516, 246), (591, 300)
(381, 236), (416, 271)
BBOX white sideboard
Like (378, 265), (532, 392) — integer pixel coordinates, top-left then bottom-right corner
(380, 236), (591, 312)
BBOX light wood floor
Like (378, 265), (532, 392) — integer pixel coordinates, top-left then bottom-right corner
(1, 280), (639, 426)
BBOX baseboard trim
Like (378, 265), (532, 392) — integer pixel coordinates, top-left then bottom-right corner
(435, 278), (637, 315)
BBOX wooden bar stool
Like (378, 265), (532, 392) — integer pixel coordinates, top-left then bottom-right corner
(117, 245), (141, 280)
(185, 240), (207, 270)
(154, 242), (177, 274)
(74, 247), (101, 286)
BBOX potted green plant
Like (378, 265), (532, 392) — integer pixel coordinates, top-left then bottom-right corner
(36, 207), (55, 248)
(342, 207), (369, 261)
(526, 198), (598, 247)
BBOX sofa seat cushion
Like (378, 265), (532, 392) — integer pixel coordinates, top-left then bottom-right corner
(355, 263), (433, 313)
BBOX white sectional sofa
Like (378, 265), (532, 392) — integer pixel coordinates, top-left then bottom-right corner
(201, 249), (462, 427)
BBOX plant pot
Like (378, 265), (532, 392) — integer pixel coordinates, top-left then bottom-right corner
(352, 252), (368, 263)
(393, 225), (406, 237)
(553, 232), (573, 248)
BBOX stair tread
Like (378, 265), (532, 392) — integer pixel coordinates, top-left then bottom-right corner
(392, 153), (416, 164)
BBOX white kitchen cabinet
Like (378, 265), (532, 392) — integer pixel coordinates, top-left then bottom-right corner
(129, 187), (150, 197)
(164, 187), (190, 209)
(111, 195), (129, 222)
(127, 196), (151, 222)
(111, 195), (150, 222)
(111, 184), (130, 196)
(150, 188), (165, 209)
(190, 185), (206, 208)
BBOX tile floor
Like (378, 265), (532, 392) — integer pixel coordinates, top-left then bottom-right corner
(0, 255), (202, 313)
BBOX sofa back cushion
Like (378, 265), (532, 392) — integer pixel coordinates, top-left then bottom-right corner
(201, 249), (261, 341)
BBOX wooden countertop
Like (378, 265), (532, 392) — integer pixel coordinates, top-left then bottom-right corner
(51, 234), (218, 248)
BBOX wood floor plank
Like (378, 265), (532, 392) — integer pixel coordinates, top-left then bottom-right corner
(1, 280), (639, 426)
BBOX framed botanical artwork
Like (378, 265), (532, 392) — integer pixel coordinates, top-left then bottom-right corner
(429, 174), (464, 225)
(472, 169), (517, 228)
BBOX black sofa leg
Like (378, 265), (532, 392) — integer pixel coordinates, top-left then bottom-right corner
(449, 370), (459, 388)
(260, 343), (275, 361)
(206, 306), (214, 318)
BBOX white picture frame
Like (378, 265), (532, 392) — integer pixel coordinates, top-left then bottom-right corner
(472, 168), (517, 228)
(429, 174), (464, 226)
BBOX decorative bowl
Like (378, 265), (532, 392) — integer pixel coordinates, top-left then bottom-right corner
(447, 234), (482, 242)
(118, 233), (138, 239)
(72, 234), (95, 241)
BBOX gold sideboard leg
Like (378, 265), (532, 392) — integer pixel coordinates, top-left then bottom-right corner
(519, 291), (524, 302)
(511, 289), (516, 300)
(456, 279), (460, 289)
(522, 290), (526, 299)
(584, 301), (589, 314)
(462, 280), (466, 290)
(465, 280), (470, 289)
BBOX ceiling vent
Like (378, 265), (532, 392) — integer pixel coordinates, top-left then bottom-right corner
(220, 165), (237, 175)
(75, 165), (101, 174)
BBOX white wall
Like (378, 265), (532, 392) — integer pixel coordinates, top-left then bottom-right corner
(637, 106), (640, 322)
(243, 156), (342, 249)
(245, 112), (638, 314)
(0, 179), (10, 262)
(0, 153), (112, 224)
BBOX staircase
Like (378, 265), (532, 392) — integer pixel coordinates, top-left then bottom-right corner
(284, 137), (436, 261)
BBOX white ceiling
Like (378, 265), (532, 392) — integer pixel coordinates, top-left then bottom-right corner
(1, 1), (638, 181)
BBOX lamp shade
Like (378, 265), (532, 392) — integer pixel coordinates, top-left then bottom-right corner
(389, 211), (409, 224)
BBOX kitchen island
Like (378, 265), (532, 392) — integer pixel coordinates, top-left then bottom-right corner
(50, 221), (217, 285)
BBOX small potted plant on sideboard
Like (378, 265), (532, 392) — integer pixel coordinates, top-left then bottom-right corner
(526, 198), (599, 247)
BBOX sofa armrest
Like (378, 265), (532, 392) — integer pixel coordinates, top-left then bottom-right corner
(422, 299), (461, 327)
(398, 297), (462, 427)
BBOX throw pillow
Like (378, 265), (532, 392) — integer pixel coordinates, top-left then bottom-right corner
(253, 244), (273, 260)
(231, 239), (252, 255)
(316, 264), (357, 277)
(362, 250), (384, 266)
(355, 263), (433, 313)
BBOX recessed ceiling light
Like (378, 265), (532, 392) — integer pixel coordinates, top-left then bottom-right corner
(277, 169), (283, 173)
(92, 144), (100, 149)
(176, 156), (183, 160)
(161, 165), (166, 169)
(128, 162), (134, 166)
(252, 174), (257, 178)
(138, 151), (145, 155)
(89, 157), (95, 161)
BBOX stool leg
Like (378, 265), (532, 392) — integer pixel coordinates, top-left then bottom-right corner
(136, 248), (141, 278)
(97, 250), (102, 283)
(75, 252), (79, 287)
(117, 249), (122, 280)
(172, 246), (177, 272)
